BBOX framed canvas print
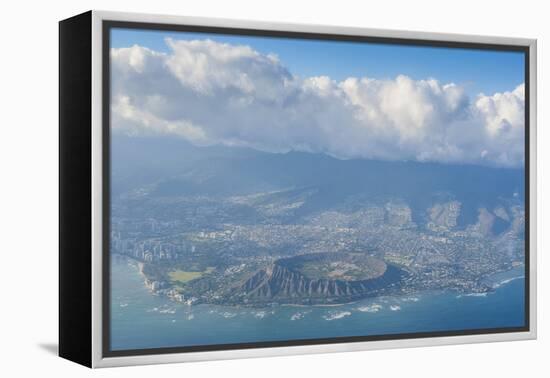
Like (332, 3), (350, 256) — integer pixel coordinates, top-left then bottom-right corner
(59, 10), (537, 368)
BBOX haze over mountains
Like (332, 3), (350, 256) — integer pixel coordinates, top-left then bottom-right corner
(112, 134), (525, 232)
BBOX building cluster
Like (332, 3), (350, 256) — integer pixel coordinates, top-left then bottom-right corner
(111, 230), (193, 262)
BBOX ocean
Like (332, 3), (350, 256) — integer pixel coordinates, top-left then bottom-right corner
(110, 255), (526, 351)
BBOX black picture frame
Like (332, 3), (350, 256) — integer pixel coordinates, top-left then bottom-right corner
(59, 10), (536, 368)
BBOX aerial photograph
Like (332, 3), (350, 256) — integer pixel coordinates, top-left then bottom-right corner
(108, 27), (526, 351)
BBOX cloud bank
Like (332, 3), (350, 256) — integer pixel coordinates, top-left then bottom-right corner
(111, 39), (525, 167)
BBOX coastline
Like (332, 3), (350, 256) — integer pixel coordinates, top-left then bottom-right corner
(111, 255), (526, 351)
(115, 254), (525, 309)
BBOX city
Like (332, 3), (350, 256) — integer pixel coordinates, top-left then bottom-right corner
(110, 186), (525, 306)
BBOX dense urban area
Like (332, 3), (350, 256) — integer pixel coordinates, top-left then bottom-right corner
(111, 184), (525, 306)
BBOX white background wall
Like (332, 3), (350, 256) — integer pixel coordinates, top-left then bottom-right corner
(0, 0), (546, 376)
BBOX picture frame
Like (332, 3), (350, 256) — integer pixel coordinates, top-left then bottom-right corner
(59, 10), (537, 368)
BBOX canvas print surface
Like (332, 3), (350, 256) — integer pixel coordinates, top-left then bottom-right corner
(108, 27), (527, 352)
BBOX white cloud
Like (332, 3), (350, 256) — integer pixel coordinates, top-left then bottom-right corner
(112, 95), (207, 143)
(110, 39), (525, 168)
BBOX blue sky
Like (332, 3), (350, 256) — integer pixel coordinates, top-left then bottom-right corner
(111, 27), (525, 96)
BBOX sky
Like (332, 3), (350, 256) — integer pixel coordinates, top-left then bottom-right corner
(109, 27), (526, 168)
(111, 28), (525, 96)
